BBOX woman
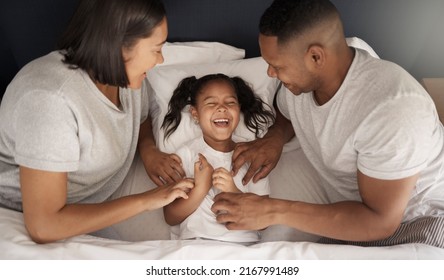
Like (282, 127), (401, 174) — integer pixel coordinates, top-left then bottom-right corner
(0, 0), (190, 244)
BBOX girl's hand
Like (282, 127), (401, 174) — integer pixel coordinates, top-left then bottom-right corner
(142, 147), (186, 187)
(194, 153), (214, 191)
(212, 167), (241, 193)
(143, 178), (194, 210)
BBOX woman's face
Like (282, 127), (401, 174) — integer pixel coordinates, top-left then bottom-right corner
(190, 80), (241, 147)
(123, 17), (168, 89)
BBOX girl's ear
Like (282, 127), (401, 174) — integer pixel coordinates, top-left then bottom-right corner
(190, 106), (199, 123)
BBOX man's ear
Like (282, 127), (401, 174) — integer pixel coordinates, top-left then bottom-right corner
(305, 45), (325, 68)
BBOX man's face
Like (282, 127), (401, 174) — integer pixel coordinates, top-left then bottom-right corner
(259, 34), (317, 96)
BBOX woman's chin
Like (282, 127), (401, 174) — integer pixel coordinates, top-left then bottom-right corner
(128, 78), (144, 89)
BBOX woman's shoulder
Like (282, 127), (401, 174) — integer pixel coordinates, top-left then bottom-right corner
(5, 51), (89, 102)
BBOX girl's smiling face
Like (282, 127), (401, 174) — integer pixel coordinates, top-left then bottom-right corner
(190, 80), (240, 151)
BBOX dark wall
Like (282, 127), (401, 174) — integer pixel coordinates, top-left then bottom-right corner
(333, 0), (444, 80)
(1, 0), (443, 101)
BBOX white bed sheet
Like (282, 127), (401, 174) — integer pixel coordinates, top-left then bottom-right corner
(1, 143), (444, 260)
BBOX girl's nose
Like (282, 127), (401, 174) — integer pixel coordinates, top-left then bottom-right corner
(217, 104), (227, 112)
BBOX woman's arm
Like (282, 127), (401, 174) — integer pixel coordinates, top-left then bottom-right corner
(163, 153), (213, 226)
(138, 116), (185, 186)
(20, 166), (193, 244)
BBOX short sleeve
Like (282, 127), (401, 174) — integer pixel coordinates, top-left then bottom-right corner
(13, 91), (80, 172)
(174, 145), (195, 178)
(356, 95), (436, 180)
(140, 79), (151, 123)
(246, 177), (270, 196)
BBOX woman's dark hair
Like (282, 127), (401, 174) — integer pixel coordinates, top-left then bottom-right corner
(162, 73), (275, 139)
(259, 0), (338, 45)
(57, 0), (166, 87)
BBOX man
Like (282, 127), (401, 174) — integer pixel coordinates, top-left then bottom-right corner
(211, 0), (444, 247)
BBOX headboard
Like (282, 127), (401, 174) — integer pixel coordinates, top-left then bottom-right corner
(1, 0), (443, 101)
(0, 0), (272, 100)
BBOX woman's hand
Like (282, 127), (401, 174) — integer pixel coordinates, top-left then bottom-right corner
(138, 117), (186, 187)
(143, 178), (194, 210)
(212, 167), (240, 193)
(142, 146), (186, 187)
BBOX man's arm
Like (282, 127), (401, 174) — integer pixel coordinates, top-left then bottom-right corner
(212, 171), (417, 241)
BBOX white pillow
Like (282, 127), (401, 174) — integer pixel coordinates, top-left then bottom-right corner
(346, 36), (379, 58)
(160, 41), (245, 66)
(147, 57), (279, 153)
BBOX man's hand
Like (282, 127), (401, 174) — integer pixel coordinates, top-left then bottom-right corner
(211, 192), (273, 230)
(232, 136), (284, 185)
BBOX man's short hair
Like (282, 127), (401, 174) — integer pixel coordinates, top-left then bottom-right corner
(259, 0), (338, 45)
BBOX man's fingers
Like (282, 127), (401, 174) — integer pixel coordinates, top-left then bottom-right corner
(231, 152), (250, 176)
(215, 211), (235, 224)
(211, 193), (232, 213)
(232, 142), (248, 161)
(242, 160), (264, 185)
(252, 164), (273, 183)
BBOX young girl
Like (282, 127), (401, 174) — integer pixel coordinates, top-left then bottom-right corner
(162, 73), (275, 243)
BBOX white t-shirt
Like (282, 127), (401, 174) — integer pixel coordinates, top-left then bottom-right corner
(170, 136), (270, 242)
(277, 48), (444, 222)
(0, 51), (149, 211)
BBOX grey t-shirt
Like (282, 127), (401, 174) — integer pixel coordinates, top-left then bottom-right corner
(0, 51), (149, 211)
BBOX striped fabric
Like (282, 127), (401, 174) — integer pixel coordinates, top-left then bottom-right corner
(318, 216), (444, 249)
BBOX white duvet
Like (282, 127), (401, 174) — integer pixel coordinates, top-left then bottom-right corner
(1, 145), (443, 260)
